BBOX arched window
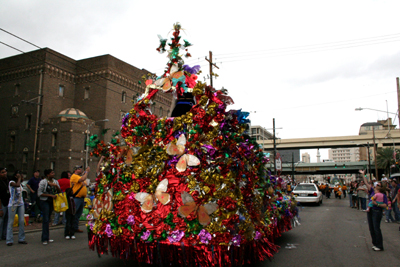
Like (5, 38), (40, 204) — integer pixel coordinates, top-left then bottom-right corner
(159, 107), (163, 117)
(122, 91), (127, 103)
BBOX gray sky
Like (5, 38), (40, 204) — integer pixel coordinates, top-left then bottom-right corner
(1, 0), (400, 161)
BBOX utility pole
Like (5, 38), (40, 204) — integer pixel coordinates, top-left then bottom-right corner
(397, 77), (400, 129)
(291, 152), (295, 182)
(273, 118), (277, 176)
(373, 127), (379, 179)
(205, 51), (219, 88)
(367, 142), (372, 181)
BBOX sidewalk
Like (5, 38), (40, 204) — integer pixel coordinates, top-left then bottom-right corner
(13, 218), (87, 234)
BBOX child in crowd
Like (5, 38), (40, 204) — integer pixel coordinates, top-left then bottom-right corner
(385, 196), (395, 223)
(367, 187), (385, 211)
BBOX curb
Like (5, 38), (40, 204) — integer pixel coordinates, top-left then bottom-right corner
(13, 221), (87, 235)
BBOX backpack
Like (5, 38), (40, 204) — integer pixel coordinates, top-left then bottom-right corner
(65, 188), (76, 215)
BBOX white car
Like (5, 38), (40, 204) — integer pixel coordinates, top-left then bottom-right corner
(293, 183), (323, 205)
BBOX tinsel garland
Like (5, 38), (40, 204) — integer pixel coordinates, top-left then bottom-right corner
(87, 23), (297, 266)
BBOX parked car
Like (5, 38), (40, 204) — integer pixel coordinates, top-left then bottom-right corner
(293, 183), (323, 205)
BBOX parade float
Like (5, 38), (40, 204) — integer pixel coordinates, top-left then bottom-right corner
(87, 23), (297, 266)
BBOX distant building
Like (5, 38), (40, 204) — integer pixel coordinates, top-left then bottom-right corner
(328, 147), (361, 163)
(249, 125), (300, 163)
(359, 118), (395, 135)
(249, 125), (274, 141)
(0, 48), (173, 179)
(302, 152), (310, 163)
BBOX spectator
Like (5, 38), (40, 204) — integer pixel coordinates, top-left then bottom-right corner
(326, 185), (331, 199)
(390, 179), (400, 223)
(70, 165), (90, 233)
(26, 170), (41, 220)
(349, 182), (356, 208)
(64, 187), (76, 240)
(342, 183), (347, 198)
(0, 167), (10, 240)
(38, 169), (61, 245)
(360, 170), (387, 251)
(52, 171), (71, 226)
(6, 170), (27, 246)
(357, 181), (368, 211)
(385, 196), (395, 223)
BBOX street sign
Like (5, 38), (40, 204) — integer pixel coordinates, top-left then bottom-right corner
(276, 158), (282, 171)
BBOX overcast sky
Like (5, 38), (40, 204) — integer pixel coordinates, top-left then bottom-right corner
(1, 0), (400, 161)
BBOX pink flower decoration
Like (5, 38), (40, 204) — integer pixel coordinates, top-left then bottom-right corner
(105, 224), (113, 238)
(198, 229), (212, 244)
(127, 215), (135, 225)
(254, 231), (262, 240)
(232, 234), (241, 246)
(168, 230), (185, 243)
(141, 230), (151, 241)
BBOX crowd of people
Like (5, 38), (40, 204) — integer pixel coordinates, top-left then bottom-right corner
(318, 172), (400, 251)
(0, 163), (94, 246)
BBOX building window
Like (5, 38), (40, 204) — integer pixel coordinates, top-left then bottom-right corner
(11, 106), (18, 116)
(59, 85), (64, 97)
(22, 152), (28, 164)
(50, 161), (55, 170)
(15, 84), (20, 96)
(84, 87), (90, 99)
(10, 136), (15, 152)
(51, 132), (57, 147)
(159, 107), (163, 117)
(25, 115), (31, 130)
(122, 91), (127, 103)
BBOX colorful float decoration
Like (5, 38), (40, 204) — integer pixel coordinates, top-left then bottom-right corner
(87, 23), (297, 266)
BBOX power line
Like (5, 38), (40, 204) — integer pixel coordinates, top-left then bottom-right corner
(214, 32), (400, 59)
(214, 36), (400, 65)
(0, 41), (25, 53)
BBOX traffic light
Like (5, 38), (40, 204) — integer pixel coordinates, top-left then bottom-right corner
(334, 164), (337, 168)
(343, 164), (346, 168)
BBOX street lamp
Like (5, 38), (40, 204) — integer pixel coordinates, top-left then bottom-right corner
(85, 119), (109, 168)
(355, 107), (397, 115)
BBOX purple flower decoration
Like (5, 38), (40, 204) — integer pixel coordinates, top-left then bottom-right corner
(232, 234), (241, 247)
(141, 230), (151, 241)
(127, 215), (135, 225)
(254, 231), (262, 240)
(168, 230), (185, 243)
(88, 220), (94, 231)
(198, 229), (212, 244)
(105, 224), (113, 238)
(122, 112), (129, 126)
(183, 65), (201, 74)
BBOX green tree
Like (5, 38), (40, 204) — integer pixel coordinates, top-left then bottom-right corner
(376, 147), (398, 175)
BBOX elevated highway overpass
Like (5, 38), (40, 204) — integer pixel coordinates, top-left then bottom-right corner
(259, 130), (400, 150)
(266, 161), (374, 175)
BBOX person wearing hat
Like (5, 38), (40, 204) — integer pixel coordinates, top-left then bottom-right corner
(26, 170), (41, 219)
(70, 165), (90, 233)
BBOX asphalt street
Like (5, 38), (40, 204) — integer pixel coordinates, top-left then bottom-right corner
(1, 197), (399, 267)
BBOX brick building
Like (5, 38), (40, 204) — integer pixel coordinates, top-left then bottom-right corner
(0, 48), (173, 179)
